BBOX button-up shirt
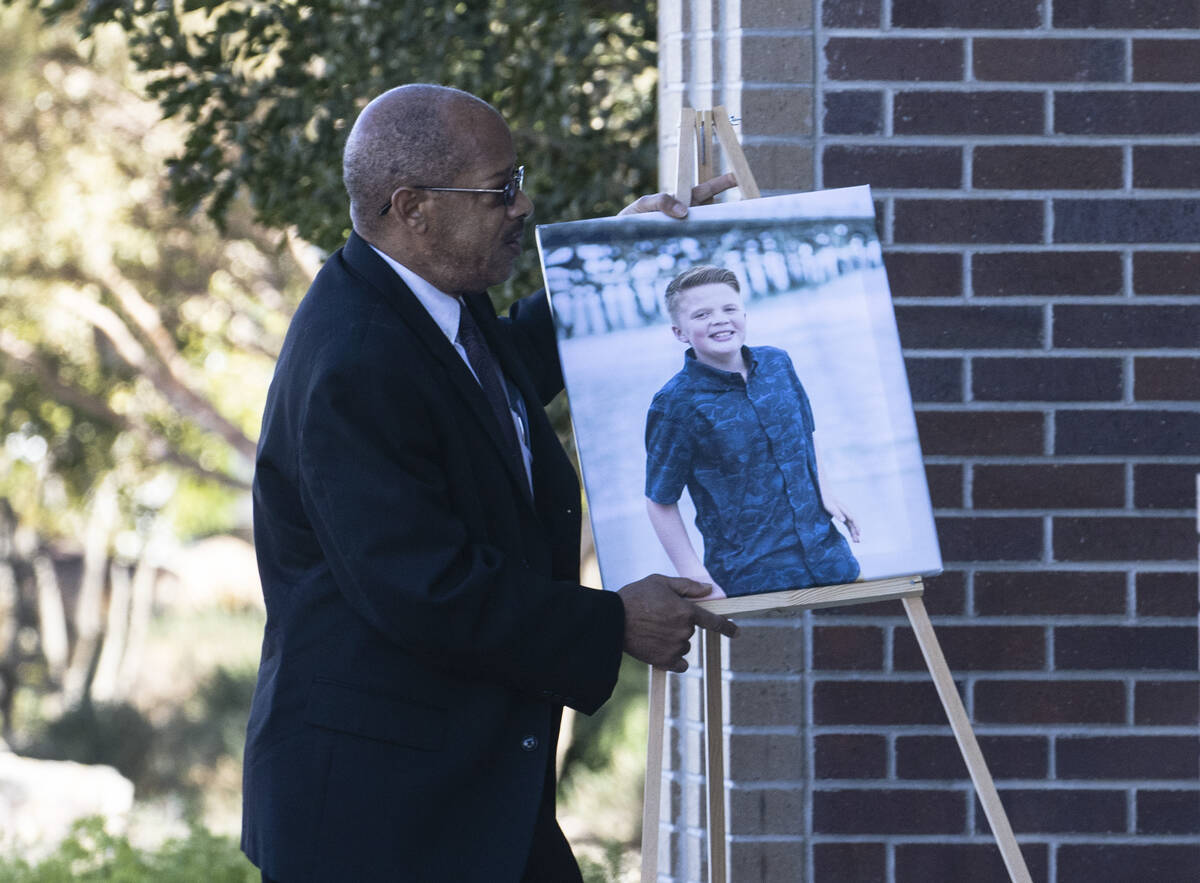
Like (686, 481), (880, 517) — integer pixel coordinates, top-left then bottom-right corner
(645, 345), (859, 595)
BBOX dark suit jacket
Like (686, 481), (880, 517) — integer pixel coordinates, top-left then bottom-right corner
(242, 231), (626, 882)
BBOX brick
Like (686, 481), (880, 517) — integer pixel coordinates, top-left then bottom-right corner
(1054, 1), (1200, 28)
(1134, 462), (1200, 510)
(974, 570), (1128, 616)
(1135, 39), (1200, 81)
(1054, 304), (1200, 349)
(1055, 626), (1198, 670)
(896, 734), (1048, 780)
(895, 199), (1043, 244)
(813, 680), (945, 725)
(973, 464), (1125, 509)
(821, 0), (881, 28)
(1135, 680), (1200, 725)
(884, 252), (963, 298)
(1137, 790), (1200, 835)
(742, 142), (815, 191)
(975, 680), (1126, 724)
(892, 0), (1041, 28)
(974, 145), (1123, 190)
(916, 410), (1044, 456)
(1134, 252), (1200, 295)
(973, 251), (1122, 297)
(814, 733), (887, 778)
(726, 624), (805, 671)
(1058, 845), (1200, 883)
(1136, 571), (1200, 617)
(1058, 410), (1200, 457)
(1134, 357), (1200, 401)
(895, 623), (1045, 670)
(896, 843), (1048, 883)
(977, 789), (1127, 834)
(823, 90), (883, 134)
(926, 463), (963, 508)
(729, 788), (805, 836)
(823, 145), (962, 190)
(1133, 146), (1200, 188)
(935, 514), (1045, 560)
(1056, 91), (1200, 135)
(739, 0), (812, 28)
(906, 357), (962, 403)
(813, 626), (884, 669)
(974, 38), (1124, 82)
(825, 38), (963, 82)
(898, 305), (1043, 348)
(895, 91), (1043, 135)
(740, 88), (814, 138)
(740, 35), (814, 84)
(1055, 199), (1200, 244)
(1054, 515), (1196, 559)
(813, 788), (965, 834)
(813, 843), (885, 883)
(728, 732), (806, 781)
(727, 680), (805, 726)
(923, 570), (967, 615)
(973, 357), (1123, 402)
(727, 841), (805, 881)
(1058, 736), (1200, 780)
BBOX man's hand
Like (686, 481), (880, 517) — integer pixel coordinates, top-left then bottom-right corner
(825, 497), (862, 543)
(618, 574), (738, 672)
(618, 173), (739, 218)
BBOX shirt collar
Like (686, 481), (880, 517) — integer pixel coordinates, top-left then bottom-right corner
(682, 346), (757, 387)
(368, 244), (461, 344)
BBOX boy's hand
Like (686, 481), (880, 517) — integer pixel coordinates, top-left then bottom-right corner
(617, 173), (739, 219)
(618, 574), (738, 672)
(826, 498), (861, 542)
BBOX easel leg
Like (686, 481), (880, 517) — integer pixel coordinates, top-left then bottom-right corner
(901, 596), (1034, 883)
(702, 631), (727, 883)
(641, 665), (668, 883)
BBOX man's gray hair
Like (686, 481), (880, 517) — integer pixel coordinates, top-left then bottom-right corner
(342, 84), (494, 234)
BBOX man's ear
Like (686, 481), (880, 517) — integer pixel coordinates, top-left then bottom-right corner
(671, 324), (688, 344)
(386, 187), (430, 232)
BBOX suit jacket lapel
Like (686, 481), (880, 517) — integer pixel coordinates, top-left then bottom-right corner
(341, 234), (534, 505)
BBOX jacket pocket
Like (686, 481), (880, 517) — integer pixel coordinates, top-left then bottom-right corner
(303, 678), (446, 751)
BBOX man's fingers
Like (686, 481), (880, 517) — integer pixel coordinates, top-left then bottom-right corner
(662, 575), (712, 597)
(690, 172), (737, 206)
(693, 606), (738, 637)
(618, 193), (688, 218)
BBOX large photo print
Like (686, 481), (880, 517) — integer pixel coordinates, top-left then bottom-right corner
(536, 187), (941, 601)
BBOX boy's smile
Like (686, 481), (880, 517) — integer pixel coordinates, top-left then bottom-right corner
(671, 282), (748, 371)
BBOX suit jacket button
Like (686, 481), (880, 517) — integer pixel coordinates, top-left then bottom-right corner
(521, 735), (539, 752)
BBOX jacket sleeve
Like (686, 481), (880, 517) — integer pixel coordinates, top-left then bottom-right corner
(294, 320), (623, 714)
(500, 289), (564, 406)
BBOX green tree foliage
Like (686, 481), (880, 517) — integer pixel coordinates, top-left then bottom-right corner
(0, 6), (308, 539)
(20, 0), (659, 303)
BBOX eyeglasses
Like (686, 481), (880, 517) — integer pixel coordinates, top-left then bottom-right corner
(379, 165), (525, 215)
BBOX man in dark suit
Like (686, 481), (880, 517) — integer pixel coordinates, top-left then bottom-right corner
(243, 84), (737, 882)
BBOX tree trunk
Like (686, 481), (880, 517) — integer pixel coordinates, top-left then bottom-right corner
(88, 559), (131, 703)
(61, 475), (117, 708)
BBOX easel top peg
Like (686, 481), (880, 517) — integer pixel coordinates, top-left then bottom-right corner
(675, 105), (762, 205)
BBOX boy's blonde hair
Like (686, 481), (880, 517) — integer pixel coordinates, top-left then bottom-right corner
(664, 265), (741, 321)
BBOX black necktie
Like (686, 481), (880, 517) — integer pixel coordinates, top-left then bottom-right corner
(457, 304), (525, 479)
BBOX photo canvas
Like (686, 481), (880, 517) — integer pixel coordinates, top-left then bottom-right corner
(536, 187), (941, 602)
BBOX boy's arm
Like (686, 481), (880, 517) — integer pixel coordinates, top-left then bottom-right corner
(813, 434), (861, 542)
(645, 499), (726, 599)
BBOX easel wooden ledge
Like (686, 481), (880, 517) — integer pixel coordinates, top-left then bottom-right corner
(639, 107), (1033, 883)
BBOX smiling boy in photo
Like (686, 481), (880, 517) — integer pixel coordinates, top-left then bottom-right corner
(644, 265), (861, 599)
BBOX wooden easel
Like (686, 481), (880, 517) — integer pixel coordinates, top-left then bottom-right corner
(639, 108), (1033, 883)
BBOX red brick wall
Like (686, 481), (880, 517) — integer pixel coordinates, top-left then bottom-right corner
(810, 1), (1200, 880)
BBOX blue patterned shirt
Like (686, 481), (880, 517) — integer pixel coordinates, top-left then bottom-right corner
(645, 346), (859, 596)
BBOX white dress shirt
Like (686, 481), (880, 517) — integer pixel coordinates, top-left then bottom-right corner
(368, 245), (533, 491)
